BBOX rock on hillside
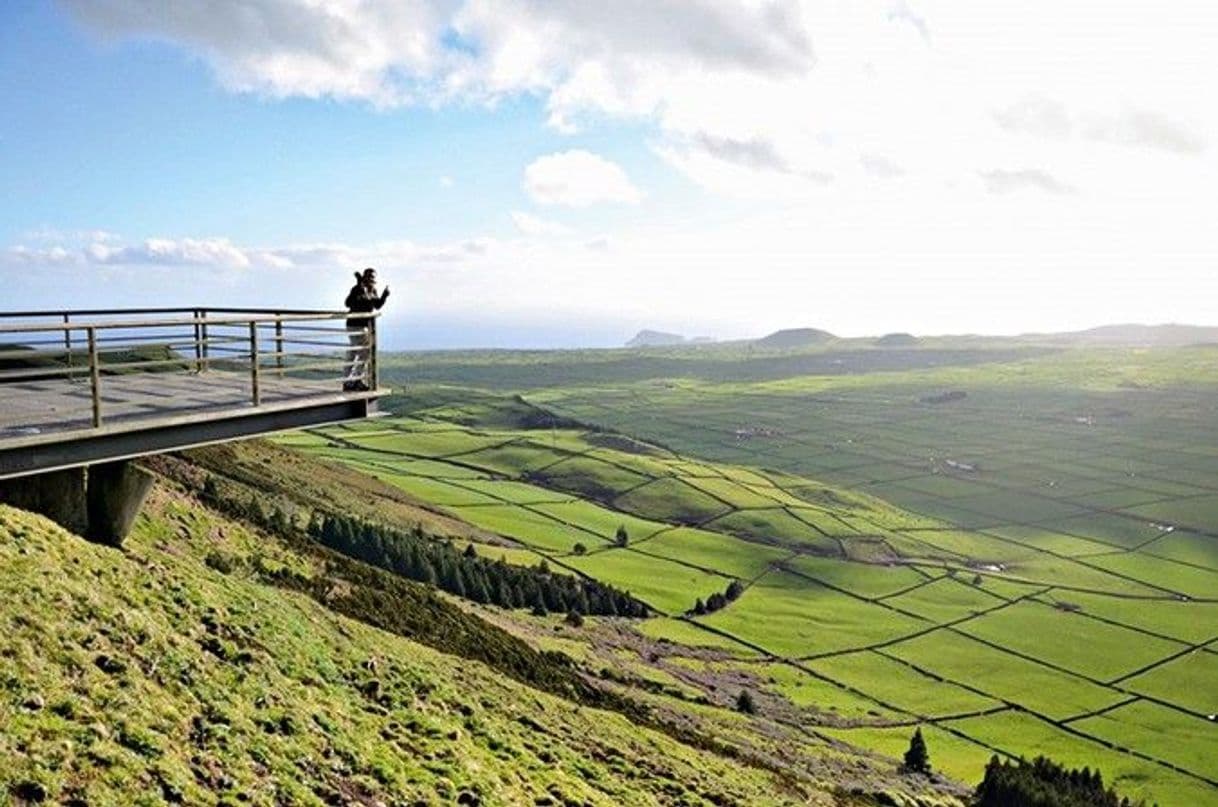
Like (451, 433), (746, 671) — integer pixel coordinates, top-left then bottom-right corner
(754, 328), (837, 349)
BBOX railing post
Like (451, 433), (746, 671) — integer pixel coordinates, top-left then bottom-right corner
(248, 321), (261, 406)
(87, 326), (102, 427)
(274, 313), (284, 376)
(368, 316), (378, 390)
(200, 308), (209, 373)
(63, 313), (74, 381)
(193, 308), (203, 373)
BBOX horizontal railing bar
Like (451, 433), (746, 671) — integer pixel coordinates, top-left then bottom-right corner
(0, 306), (338, 319)
(278, 325), (358, 334)
(0, 337), (250, 362)
(211, 322), (358, 334)
(267, 337), (357, 349)
(0, 365), (85, 381)
(188, 348), (352, 364)
(189, 307), (349, 315)
(0, 307), (207, 319)
(200, 345), (252, 354)
(0, 311), (379, 336)
(71, 357), (195, 373)
(0, 338), (76, 348)
(92, 333), (199, 343)
(0, 349), (80, 362)
(258, 360), (351, 373)
(260, 350), (352, 361)
(1, 331), (202, 344)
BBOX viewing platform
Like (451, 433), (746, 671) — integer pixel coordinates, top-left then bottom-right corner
(0, 307), (385, 480)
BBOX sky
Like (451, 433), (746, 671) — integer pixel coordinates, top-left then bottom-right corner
(1, 1), (1215, 348)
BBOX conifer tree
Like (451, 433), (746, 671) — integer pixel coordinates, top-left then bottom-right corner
(903, 727), (931, 774)
(615, 525), (629, 546)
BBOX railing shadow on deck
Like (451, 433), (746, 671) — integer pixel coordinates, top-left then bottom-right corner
(0, 307), (380, 439)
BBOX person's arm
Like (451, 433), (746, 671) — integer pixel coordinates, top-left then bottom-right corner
(344, 284), (360, 310)
(376, 286), (391, 309)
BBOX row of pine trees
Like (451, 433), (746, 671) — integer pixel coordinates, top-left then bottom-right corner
(199, 476), (650, 618)
(973, 754), (1141, 807)
(309, 512), (650, 618)
(687, 579), (746, 616)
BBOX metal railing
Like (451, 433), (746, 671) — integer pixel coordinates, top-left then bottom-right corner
(0, 307), (380, 432)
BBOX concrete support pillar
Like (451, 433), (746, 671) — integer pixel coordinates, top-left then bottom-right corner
(86, 461), (154, 547)
(0, 467), (88, 535)
(0, 461), (152, 547)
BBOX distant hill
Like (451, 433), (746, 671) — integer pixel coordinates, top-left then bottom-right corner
(875, 332), (920, 347)
(1039, 324), (1218, 347)
(625, 329), (687, 348)
(754, 327), (836, 349)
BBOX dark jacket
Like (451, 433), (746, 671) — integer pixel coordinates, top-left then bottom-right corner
(345, 283), (388, 329)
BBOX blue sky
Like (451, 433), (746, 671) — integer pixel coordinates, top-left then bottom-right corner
(2, 1), (1215, 347)
(1, 4), (677, 247)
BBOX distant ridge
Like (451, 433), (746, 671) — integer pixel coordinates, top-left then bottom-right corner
(626, 329), (687, 348)
(754, 327), (836, 348)
(875, 332), (920, 347)
(1039, 323), (1218, 347)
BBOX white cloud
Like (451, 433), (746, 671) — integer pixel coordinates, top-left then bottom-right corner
(60, 0), (810, 108)
(6, 245), (80, 266)
(511, 211), (568, 237)
(995, 97), (1206, 156)
(523, 150), (642, 207)
(1084, 110), (1207, 156)
(60, 1), (1216, 192)
(60, 0), (456, 107)
(85, 237), (252, 268)
(4, 233), (509, 278)
(6, 197), (1217, 340)
(979, 169), (1073, 196)
(46, 1), (1218, 339)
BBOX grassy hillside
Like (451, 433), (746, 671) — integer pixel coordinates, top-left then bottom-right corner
(1, 463), (970, 806)
(0, 497), (814, 805)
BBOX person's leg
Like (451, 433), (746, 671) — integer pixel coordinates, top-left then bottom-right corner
(344, 328), (364, 382)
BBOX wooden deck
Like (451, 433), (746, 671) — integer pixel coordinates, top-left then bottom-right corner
(0, 371), (354, 440)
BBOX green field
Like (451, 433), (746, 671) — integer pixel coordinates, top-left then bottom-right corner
(267, 342), (1218, 803)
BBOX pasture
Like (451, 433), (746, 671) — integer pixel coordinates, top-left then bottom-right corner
(276, 343), (1218, 803)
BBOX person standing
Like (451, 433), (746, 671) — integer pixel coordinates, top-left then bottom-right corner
(343, 267), (389, 391)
